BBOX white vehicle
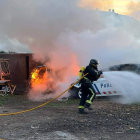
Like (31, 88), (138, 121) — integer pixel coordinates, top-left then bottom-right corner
(69, 77), (121, 98)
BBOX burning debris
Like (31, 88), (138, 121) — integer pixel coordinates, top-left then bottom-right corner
(28, 66), (55, 94)
(28, 65), (66, 101)
(29, 66), (47, 87)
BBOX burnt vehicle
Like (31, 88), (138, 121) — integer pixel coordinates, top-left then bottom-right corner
(0, 59), (16, 94)
(29, 65), (47, 86)
(109, 64), (140, 74)
(28, 66), (51, 89)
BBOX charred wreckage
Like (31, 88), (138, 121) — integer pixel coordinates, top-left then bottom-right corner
(0, 59), (16, 94)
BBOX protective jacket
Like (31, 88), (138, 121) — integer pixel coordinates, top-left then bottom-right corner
(83, 65), (100, 82)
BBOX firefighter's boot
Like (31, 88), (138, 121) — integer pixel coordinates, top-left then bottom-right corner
(84, 103), (93, 110)
(78, 109), (87, 114)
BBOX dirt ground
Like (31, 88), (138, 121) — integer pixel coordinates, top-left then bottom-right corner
(0, 95), (140, 140)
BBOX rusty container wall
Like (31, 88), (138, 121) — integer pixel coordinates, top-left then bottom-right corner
(0, 53), (41, 94)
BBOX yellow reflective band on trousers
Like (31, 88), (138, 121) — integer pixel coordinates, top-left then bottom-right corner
(86, 88), (95, 105)
(79, 106), (84, 109)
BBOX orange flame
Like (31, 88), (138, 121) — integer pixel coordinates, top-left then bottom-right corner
(30, 66), (47, 88)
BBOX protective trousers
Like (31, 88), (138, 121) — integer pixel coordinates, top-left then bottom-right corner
(79, 84), (96, 109)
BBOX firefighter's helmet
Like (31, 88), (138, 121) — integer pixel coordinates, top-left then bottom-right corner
(89, 59), (99, 67)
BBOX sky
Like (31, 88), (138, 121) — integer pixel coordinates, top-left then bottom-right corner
(80, 0), (140, 18)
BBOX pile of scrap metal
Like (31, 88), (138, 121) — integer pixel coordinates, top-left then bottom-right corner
(0, 59), (16, 95)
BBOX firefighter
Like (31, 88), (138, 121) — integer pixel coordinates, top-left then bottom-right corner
(78, 59), (102, 114)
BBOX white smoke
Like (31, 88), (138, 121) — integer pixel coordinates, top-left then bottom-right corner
(103, 71), (140, 104)
(54, 27), (140, 69)
(0, 36), (31, 53)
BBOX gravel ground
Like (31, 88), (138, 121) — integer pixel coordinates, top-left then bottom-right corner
(0, 95), (140, 140)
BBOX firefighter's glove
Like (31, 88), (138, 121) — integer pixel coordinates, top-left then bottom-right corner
(98, 71), (102, 75)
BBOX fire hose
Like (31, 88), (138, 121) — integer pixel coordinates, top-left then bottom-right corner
(0, 73), (88, 116)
